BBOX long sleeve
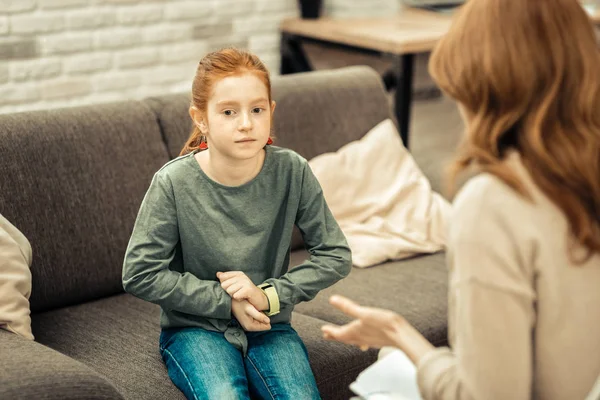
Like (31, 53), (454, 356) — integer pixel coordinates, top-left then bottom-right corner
(417, 176), (536, 400)
(122, 172), (231, 320)
(264, 162), (352, 308)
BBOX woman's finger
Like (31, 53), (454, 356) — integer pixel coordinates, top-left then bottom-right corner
(321, 325), (339, 340)
(322, 324), (357, 344)
(329, 295), (366, 319)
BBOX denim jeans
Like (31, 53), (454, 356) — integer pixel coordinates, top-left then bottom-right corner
(159, 322), (321, 400)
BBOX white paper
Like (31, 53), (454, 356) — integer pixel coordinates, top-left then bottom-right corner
(349, 349), (423, 400)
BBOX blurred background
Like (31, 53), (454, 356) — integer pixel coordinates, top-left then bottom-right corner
(0, 0), (598, 115)
(0, 0), (597, 187)
(0, 0), (447, 115)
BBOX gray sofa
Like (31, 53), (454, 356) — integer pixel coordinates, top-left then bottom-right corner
(0, 66), (448, 400)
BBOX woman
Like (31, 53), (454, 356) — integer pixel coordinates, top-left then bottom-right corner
(322, 0), (600, 399)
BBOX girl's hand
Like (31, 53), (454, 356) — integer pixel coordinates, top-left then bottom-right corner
(231, 298), (271, 332)
(321, 295), (406, 350)
(217, 271), (269, 311)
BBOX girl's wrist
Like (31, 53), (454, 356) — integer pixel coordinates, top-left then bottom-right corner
(256, 290), (270, 311)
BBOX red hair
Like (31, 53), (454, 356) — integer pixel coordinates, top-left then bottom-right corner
(430, 0), (600, 260)
(180, 48), (273, 156)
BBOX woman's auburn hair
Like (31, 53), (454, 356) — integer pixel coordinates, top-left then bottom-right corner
(180, 48), (273, 157)
(429, 0), (600, 261)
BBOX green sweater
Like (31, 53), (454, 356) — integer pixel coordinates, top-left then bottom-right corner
(123, 145), (351, 336)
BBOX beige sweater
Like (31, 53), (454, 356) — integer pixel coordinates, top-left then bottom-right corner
(417, 153), (600, 400)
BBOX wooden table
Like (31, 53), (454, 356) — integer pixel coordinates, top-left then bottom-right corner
(280, 6), (599, 147)
(280, 8), (453, 148)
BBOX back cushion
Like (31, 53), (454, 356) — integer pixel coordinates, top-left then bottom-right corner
(0, 102), (170, 313)
(145, 65), (393, 160)
(271, 66), (392, 160)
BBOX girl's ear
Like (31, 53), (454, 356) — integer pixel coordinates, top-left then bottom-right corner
(270, 101), (276, 115)
(189, 106), (208, 134)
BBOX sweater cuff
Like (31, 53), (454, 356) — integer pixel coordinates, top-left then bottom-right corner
(417, 346), (455, 399)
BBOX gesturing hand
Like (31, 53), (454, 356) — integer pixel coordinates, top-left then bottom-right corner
(231, 298), (271, 332)
(217, 271), (269, 311)
(321, 295), (406, 350)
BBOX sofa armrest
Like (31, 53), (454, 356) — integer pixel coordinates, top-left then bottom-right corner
(0, 329), (123, 399)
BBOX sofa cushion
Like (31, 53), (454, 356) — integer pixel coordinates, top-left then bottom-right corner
(31, 293), (377, 400)
(144, 66), (392, 163)
(309, 118), (451, 268)
(144, 94), (191, 159)
(0, 102), (170, 313)
(32, 294), (185, 400)
(270, 66), (392, 161)
(291, 250), (449, 346)
(0, 329), (123, 400)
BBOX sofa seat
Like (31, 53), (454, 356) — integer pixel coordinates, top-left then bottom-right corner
(31, 294), (183, 400)
(31, 293), (378, 400)
(292, 250), (449, 347)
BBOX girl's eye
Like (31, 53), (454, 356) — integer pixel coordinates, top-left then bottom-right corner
(223, 110), (234, 116)
(252, 108), (263, 114)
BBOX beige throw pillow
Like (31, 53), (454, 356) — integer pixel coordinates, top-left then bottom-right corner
(0, 213), (34, 340)
(309, 119), (451, 268)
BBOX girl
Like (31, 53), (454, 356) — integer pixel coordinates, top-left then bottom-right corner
(123, 48), (351, 399)
(322, 0), (600, 399)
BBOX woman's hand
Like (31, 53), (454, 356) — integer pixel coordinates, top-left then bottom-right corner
(321, 295), (435, 364)
(217, 271), (269, 311)
(231, 298), (271, 332)
(321, 295), (406, 350)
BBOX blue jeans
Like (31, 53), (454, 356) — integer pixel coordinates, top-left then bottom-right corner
(159, 323), (321, 400)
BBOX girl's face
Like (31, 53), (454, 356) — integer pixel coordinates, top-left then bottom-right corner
(202, 73), (275, 161)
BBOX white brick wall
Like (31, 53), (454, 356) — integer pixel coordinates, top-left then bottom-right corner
(0, 64), (9, 84)
(0, 0), (392, 114)
(0, 16), (8, 34)
(0, 1), (37, 14)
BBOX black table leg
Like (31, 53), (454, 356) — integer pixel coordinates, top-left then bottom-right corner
(394, 53), (414, 148)
(280, 33), (313, 75)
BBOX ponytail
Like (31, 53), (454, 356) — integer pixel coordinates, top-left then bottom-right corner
(180, 124), (202, 156)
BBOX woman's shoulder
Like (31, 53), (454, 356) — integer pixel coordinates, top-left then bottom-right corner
(454, 173), (521, 211)
(454, 153), (549, 218)
(451, 155), (544, 249)
(452, 173), (534, 237)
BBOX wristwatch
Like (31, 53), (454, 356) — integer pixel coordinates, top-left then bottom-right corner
(257, 283), (280, 317)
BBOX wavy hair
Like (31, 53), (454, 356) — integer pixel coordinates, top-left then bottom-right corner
(429, 0), (600, 260)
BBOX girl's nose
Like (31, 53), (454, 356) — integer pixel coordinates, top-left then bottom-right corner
(239, 112), (253, 130)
